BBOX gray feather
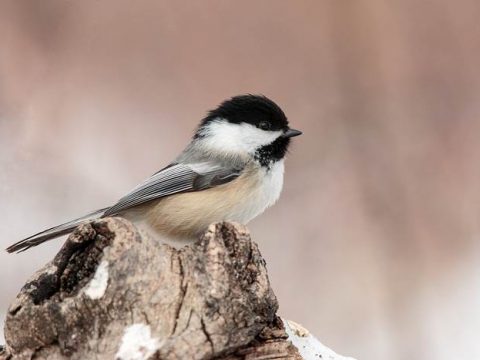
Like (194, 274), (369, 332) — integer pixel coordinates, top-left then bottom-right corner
(7, 159), (243, 253)
(103, 162), (242, 216)
(6, 207), (109, 253)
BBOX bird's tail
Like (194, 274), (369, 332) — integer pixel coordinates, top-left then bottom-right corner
(6, 207), (109, 253)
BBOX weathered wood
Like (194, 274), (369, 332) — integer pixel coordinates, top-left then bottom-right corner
(1, 218), (301, 360)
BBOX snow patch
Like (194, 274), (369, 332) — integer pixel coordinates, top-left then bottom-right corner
(84, 260), (109, 299)
(115, 324), (162, 360)
(284, 319), (356, 360)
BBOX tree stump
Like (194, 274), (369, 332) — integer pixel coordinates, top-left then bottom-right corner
(1, 218), (355, 360)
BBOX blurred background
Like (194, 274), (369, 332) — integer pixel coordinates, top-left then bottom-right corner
(1, 1), (480, 359)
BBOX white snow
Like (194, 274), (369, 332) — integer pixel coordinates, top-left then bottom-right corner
(84, 260), (109, 299)
(115, 324), (162, 360)
(284, 319), (356, 360)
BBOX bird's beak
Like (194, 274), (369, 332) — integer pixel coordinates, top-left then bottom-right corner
(282, 128), (302, 138)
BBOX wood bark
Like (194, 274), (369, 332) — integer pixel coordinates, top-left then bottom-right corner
(1, 218), (301, 359)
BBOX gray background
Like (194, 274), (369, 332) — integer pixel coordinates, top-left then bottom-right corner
(1, 1), (480, 359)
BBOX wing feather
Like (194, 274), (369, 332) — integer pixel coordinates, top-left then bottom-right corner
(103, 162), (242, 216)
(7, 161), (243, 253)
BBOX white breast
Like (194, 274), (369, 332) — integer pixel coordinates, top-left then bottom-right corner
(228, 160), (285, 223)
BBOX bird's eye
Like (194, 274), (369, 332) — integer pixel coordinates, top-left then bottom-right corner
(258, 121), (271, 130)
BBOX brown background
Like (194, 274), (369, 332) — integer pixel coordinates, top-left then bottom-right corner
(1, 1), (480, 359)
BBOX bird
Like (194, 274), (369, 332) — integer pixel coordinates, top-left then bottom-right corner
(6, 94), (302, 253)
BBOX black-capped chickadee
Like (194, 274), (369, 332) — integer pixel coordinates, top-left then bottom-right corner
(7, 95), (302, 253)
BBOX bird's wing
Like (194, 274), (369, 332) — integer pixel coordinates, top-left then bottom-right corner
(7, 162), (242, 253)
(103, 162), (243, 216)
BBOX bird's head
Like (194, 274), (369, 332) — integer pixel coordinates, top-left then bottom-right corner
(195, 94), (301, 165)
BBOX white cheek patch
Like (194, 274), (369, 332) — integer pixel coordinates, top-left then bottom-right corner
(198, 119), (282, 155)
